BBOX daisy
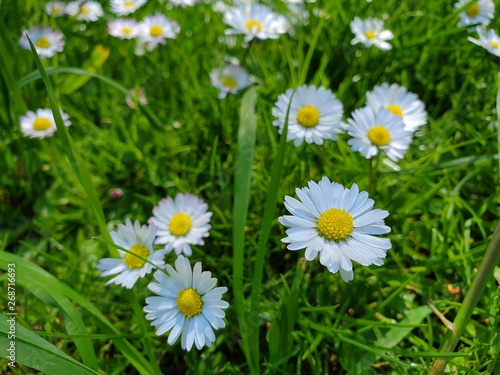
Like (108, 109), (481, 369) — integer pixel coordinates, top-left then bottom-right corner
(96, 219), (166, 289)
(350, 16), (394, 51)
(19, 26), (65, 59)
(366, 82), (427, 132)
(455, 0), (494, 27)
(66, 1), (103, 22)
(168, 0), (200, 7)
(149, 193), (212, 256)
(279, 177), (391, 282)
(110, 0), (148, 16)
(346, 107), (413, 162)
(272, 85), (344, 147)
(45, 1), (66, 16)
(223, 4), (289, 42)
(108, 19), (139, 39)
(137, 13), (180, 52)
(19, 108), (71, 139)
(144, 255), (229, 351)
(468, 27), (500, 57)
(210, 64), (252, 99)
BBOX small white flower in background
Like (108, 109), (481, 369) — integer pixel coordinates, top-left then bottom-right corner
(108, 19), (139, 39)
(366, 82), (427, 132)
(110, 0), (147, 16)
(66, 0), (104, 21)
(346, 107), (413, 162)
(96, 219), (166, 289)
(279, 177), (391, 282)
(137, 13), (180, 52)
(125, 88), (148, 108)
(468, 27), (500, 57)
(223, 4), (289, 42)
(272, 85), (344, 147)
(144, 255), (229, 351)
(45, 1), (66, 16)
(20, 26), (65, 59)
(455, 0), (494, 28)
(168, 0), (200, 7)
(210, 64), (251, 99)
(350, 16), (394, 51)
(19, 108), (71, 139)
(149, 193), (212, 256)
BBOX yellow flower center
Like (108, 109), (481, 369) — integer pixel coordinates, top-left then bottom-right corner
(385, 104), (404, 117)
(53, 6), (61, 14)
(466, 4), (480, 18)
(246, 19), (262, 32)
(368, 126), (391, 146)
(316, 208), (354, 242)
(490, 41), (500, 49)
(177, 288), (203, 318)
(222, 76), (238, 89)
(169, 213), (192, 236)
(296, 105), (320, 128)
(80, 6), (89, 15)
(124, 0), (134, 7)
(36, 37), (51, 49)
(123, 244), (149, 269)
(150, 25), (163, 37)
(121, 27), (132, 35)
(33, 117), (52, 131)
(365, 30), (376, 40)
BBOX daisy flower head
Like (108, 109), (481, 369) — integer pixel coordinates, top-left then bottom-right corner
(144, 255), (229, 351)
(19, 108), (71, 139)
(468, 27), (500, 57)
(137, 13), (180, 52)
(20, 26), (65, 59)
(223, 4), (289, 42)
(66, 0), (103, 21)
(350, 16), (394, 51)
(366, 82), (427, 132)
(96, 219), (166, 289)
(346, 107), (413, 162)
(108, 19), (139, 39)
(455, 0), (494, 27)
(149, 193), (212, 256)
(279, 177), (391, 282)
(210, 64), (252, 99)
(272, 85), (344, 147)
(110, 0), (148, 16)
(45, 1), (66, 16)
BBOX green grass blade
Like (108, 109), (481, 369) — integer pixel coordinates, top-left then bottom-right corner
(232, 86), (259, 375)
(0, 315), (100, 375)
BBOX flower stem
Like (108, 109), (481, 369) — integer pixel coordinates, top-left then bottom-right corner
(430, 223), (500, 374)
(368, 157), (374, 196)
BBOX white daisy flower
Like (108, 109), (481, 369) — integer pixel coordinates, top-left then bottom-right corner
(210, 64), (251, 99)
(168, 0), (200, 7)
(45, 1), (66, 16)
(110, 0), (148, 16)
(279, 177), (392, 282)
(350, 16), (394, 51)
(366, 82), (427, 132)
(96, 219), (166, 289)
(455, 0), (494, 27)
(66, 1), (103, 22)
(144, 255), (229, 351)
(468, 27), (500, 57)
(20, 26), (65, 59)
(149, 193), (212, 256)
(272, 85), (344, 147)
(223, 4), (289, 42)
(19, 108), (71, 139)
(137, 13), (180, 52)
(108, 19), (139, 39)
(346, 107), (413, 162)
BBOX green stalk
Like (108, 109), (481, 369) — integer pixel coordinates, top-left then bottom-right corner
(430, 223), (500, 374)
(298, 16), (325, 86)
(496, 68), (500, 182)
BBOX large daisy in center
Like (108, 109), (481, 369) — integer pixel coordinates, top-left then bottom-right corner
(279, 177), (391, 282)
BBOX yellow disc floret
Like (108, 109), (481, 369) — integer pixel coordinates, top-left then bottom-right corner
(124, 1), (134, 7)
(365, 30), (376, 40)
(80, 6), (89, 15)
(466, 4), (480, 18)
(368, 126), (391, 146)
(36, 37), (51, 49)
(121, 27), (133, 35)
(222, 77), (238, 90)
(296, 105), (320, 128)
(490, 41), (500, 49)
(177, 288), (203, 318)
(246, 19), (262, 32)
(33, 117), (52, 131)
(169, 213), (192, 236)
(385, 104), (403, 117)
(316, 208), (354, 242)
(124, 244), (149, 269)
(150, 25), (163, 37)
